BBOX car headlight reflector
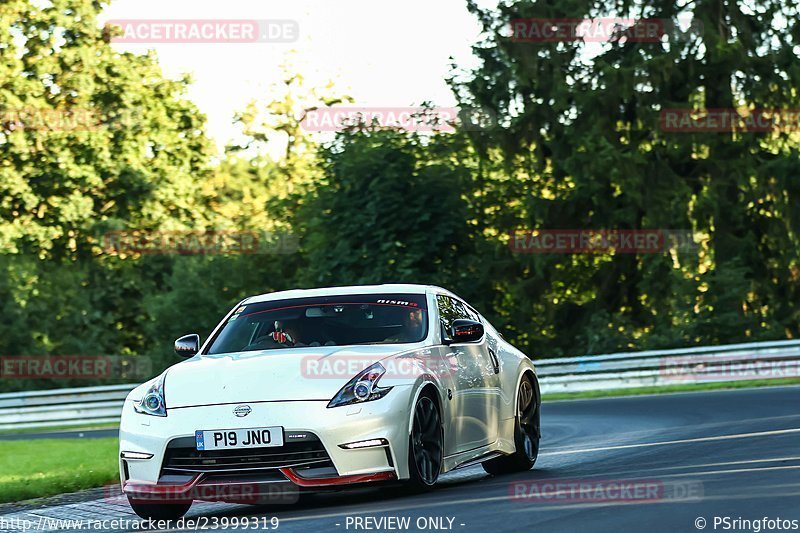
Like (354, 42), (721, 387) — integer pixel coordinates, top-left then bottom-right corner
(354, 381), (372, 400)
(327, 363), (392, 408)
(134, 374), (167, 417)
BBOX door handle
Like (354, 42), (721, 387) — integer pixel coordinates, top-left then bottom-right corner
(488, 348), (500, 374)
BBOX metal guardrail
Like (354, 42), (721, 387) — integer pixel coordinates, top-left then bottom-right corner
(0, 384), (135, 431)
(536, 339), (800, 395)
(1, 340), (799, 430)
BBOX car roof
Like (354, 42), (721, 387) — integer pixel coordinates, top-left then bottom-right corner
(242, 284), (459, 304)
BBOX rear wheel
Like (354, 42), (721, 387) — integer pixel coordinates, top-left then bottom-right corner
(482, 375), (540, 475)
(127, 498), (192, 521)
(406, 394), (443, 491)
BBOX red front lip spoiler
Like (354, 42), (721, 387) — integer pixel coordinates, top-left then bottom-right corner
(278, 468), (396, 487)
(123, 469), (397, 501)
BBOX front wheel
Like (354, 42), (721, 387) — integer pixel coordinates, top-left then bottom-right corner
(405, 393), (443, 491)
(127, 498), (192, 521)
(482, 375), (540, 475)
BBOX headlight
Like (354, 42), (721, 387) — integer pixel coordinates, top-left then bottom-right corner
(134, 374), (167, 417)
(327, 362), (393, 408)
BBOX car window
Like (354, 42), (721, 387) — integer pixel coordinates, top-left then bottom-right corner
(463, 303), (481, 323)
(437, 295), (481, 324)
(206, 293), (429, 355)
(436, 295), (461, 331)
(436, 294), (479, 333)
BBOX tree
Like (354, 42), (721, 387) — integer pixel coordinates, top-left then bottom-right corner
(0, 0), (215, 388)
(298, 126), (480, 291)
(449, 0), (800, 355)
(0, 0), (214, 260)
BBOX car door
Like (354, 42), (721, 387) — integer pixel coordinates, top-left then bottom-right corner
(436, 294), (501, 453)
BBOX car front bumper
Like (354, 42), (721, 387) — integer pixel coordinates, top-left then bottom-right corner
(119, 387), (413, 503)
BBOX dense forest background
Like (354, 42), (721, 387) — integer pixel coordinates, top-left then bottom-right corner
(2, 0), (799, 391)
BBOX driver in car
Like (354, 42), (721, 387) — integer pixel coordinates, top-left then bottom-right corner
(384, 308), (425, 343)
(271, 321), (306, 347)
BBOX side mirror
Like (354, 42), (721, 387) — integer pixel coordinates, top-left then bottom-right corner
(446, 319), (484, 344)
(174, 334), (201, 358)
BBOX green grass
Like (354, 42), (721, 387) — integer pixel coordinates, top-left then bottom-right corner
(542, 377), (800, 401)
(0, 438), (119, 504)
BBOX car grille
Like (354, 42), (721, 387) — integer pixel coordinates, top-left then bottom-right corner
(161, 433), (334, 475)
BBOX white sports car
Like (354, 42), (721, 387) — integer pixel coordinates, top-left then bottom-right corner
(119, 284), (540, 519)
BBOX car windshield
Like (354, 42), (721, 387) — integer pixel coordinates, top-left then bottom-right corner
(206, 293), (428, 355)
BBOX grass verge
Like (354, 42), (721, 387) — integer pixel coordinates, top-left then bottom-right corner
(542, 377), (800, 401)
(0, 438), (118, 504)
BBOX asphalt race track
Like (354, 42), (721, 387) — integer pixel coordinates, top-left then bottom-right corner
(2, 385), (799, 533)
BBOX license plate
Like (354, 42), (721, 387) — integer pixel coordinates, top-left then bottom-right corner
(195, 427), (284, 451)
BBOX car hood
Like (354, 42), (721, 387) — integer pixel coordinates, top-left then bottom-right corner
(164, 344), (415, 408)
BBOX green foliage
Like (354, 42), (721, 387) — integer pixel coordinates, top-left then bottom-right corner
(448, 0), (800, 355)
(2, 0), (800, 393)
(298, 128), (477, 288)
(0, 1), (306, 390)
(0, 0), (215, 259)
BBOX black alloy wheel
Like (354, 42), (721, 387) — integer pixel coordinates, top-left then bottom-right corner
(407, 394), (443, 489)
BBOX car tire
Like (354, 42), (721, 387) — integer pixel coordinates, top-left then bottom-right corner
(482, 375), (540, 476)
(405, 392), (443, 491)
(127, 498), (192, 521)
